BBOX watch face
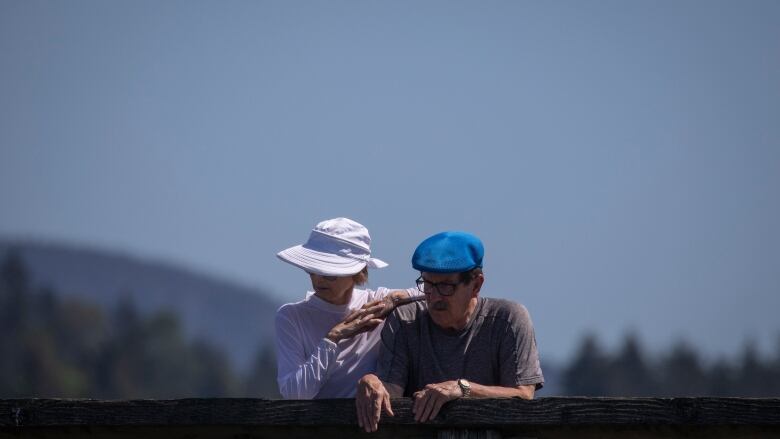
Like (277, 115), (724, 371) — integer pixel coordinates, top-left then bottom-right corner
(458, 378), (471, 395)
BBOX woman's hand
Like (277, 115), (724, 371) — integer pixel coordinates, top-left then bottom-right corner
(371, 290), (422, 319)
(326, 304), (385, 343)
(327, 291), (420, 343)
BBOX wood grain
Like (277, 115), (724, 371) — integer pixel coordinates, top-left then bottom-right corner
(2, 398), (779, 428)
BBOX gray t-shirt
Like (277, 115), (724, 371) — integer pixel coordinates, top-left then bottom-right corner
(376, 297), (544, 395)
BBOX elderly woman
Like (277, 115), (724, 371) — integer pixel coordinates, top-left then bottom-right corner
(275, 217), (419, 399)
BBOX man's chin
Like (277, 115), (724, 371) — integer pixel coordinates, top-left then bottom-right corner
(428, 312), (450, 326)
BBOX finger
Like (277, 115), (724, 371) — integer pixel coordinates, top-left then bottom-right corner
(356, 396), (364, 430)
(352, 314), (381, 329)
(392, 295), (422, 307)
(362, 299), (383, 309)
(420, 390), (445, 423)
(344, 308), (363, 323)
(412, 390), (424, 416)
(342, 317), (379, 339)
(429, 394), (447, 422)
(414, 391), (433, 422)
(348, 307), (379, 325)
(349, 312), (373, 328)
(365, 303), (385, 315)
(382, 392), (394, 417)
(418, 391), (433, 422)
(363, 399), (373, 432)
(361, 318), (383, 328)
(356, 313), (375, 324)
(361, 395), (372, 432)
(372, 395), (382, 432)
(355, 302), (385, 319)
(419, 393), (436, 422)
(376, 302), (395, 318)
(358, 387), (370, 429)
(374, 306), (392, 319)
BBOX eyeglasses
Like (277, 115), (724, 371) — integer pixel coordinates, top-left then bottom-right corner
(415, 276), (462, 297)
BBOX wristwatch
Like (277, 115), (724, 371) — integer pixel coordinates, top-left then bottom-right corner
(457, 378), (471, 398)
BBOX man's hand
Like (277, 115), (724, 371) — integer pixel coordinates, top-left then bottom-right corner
(356, 374), (394, 433)
(326, 305), (384, 343)
(412, 381), (462, 422)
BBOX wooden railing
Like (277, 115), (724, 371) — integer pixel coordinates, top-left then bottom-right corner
(2, 397), (780, 438)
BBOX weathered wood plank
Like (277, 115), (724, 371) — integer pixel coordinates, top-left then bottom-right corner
(1, 398), (779, 428)
(437, 397), (780, 426)
(5, 425), (780, 439)
(437, 428), (502, 439)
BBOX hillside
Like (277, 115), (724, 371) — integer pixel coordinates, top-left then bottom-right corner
(0, 238), (281, 372)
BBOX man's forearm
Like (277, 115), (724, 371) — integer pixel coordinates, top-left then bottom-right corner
(409, 380), (534, 424)
(467, 382), (535, 399)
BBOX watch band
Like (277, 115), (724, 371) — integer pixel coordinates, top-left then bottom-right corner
(457, 378), (471, 397)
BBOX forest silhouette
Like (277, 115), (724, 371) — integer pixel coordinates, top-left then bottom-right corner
(2, 250), (778, 398)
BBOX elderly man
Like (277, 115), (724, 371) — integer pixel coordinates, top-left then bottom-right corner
(356, 231), (544, 432)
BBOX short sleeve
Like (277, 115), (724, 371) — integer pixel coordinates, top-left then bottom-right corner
(498, 303), (545, 389)
(375, 310), (410, 390)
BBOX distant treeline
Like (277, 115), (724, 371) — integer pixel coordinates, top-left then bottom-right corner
(562, 332), (780, 397)
(2, 250), (779, 398)
(0, 250), (279, 398)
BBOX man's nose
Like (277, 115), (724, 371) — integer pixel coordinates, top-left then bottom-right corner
(426, 288), (446, 301)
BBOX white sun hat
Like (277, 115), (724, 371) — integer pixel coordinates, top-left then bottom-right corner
(277, 217), (389, 276)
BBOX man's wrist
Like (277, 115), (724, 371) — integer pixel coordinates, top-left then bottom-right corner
(360, 373), (379, 383)
(457, 378), (471, 398)
(358, 374), (384, 390)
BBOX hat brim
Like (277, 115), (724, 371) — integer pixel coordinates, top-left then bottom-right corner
(277, 245), (376, 276)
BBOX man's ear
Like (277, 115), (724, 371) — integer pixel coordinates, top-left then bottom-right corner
(471, 274), (484, 297)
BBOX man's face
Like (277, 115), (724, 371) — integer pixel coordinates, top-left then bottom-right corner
(420, 271), (482, 330)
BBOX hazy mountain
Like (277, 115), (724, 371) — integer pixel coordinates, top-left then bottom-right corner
(0, 238), (281, 372)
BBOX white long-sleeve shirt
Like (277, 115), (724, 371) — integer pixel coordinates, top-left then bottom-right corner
(275, 287), (418, 399)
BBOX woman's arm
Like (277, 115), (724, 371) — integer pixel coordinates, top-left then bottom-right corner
(275, 312), (339, 399)
(275, 306), (385, 399)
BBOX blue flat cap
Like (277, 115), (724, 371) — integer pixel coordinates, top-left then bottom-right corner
(412, 231), (484, 273)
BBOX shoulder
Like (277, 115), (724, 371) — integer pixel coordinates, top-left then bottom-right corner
(350, 287), (373, 305)
(480, 297), (533, 326)
(362, 286), (391, 302)
(275, 299), (309, 324)
(362, 286), (417, 302)
(276, 298), (308, 313)
(389, 300), (426, 324)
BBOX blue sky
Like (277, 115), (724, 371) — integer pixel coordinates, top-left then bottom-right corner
(1, 0), (779, 362)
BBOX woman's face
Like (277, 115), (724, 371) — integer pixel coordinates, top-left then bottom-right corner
(309, 273), (356, 304)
